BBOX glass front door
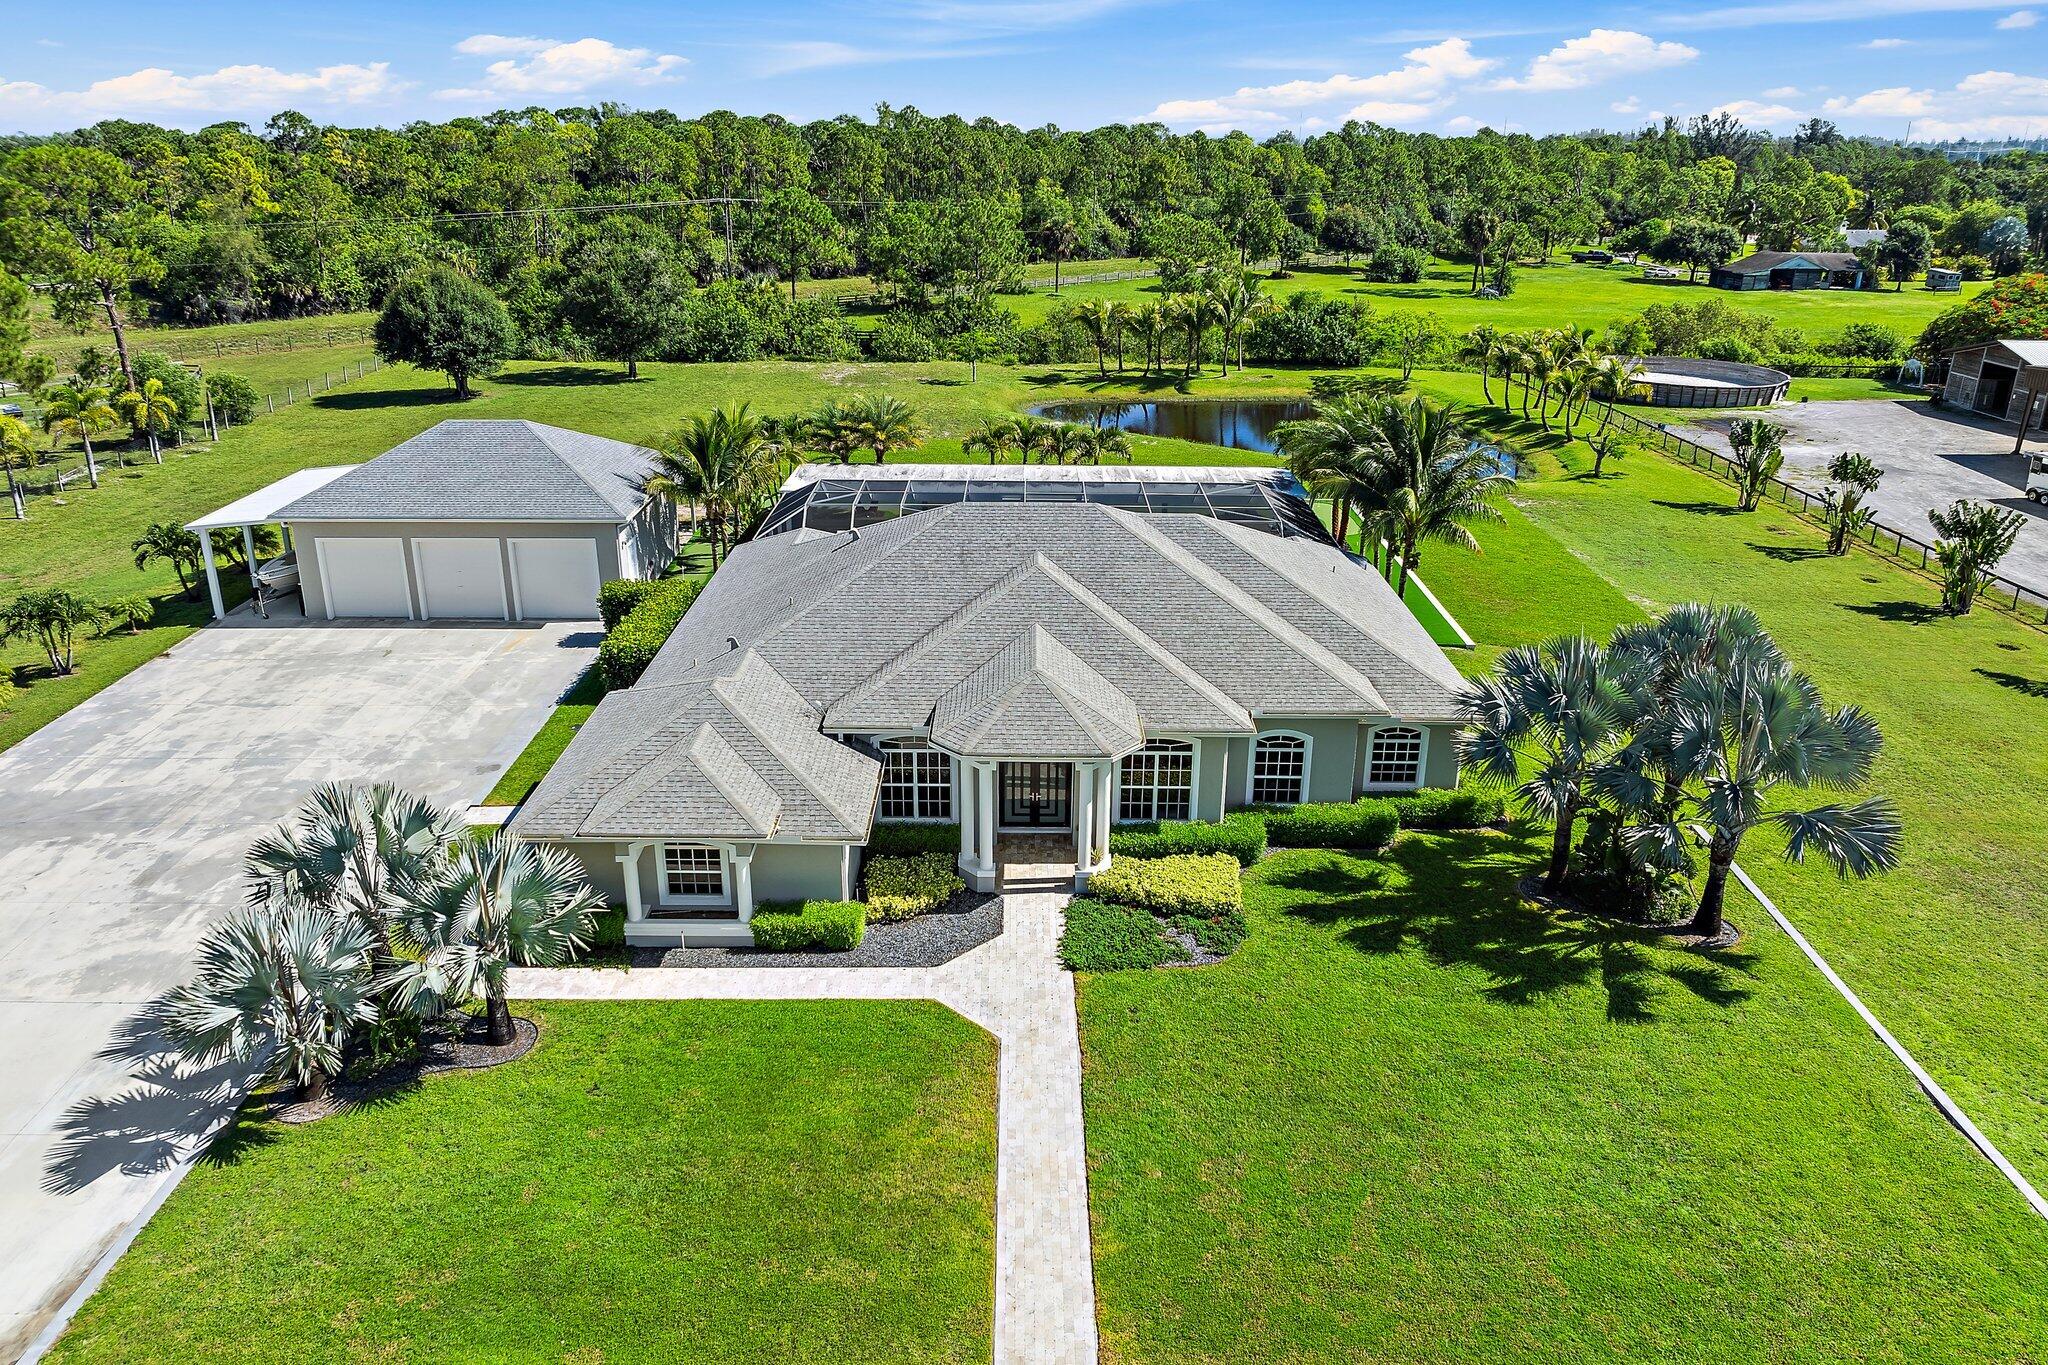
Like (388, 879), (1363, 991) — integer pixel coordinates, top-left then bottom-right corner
(999, 762), (1071, 829)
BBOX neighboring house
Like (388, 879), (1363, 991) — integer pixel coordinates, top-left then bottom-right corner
(187, 420), (676, 622)
(1710, 251), (1868, 291)
(1942, 340), (2048, 435)
(511, 463), (1471, 947)
(1842, 228), (1888, 250)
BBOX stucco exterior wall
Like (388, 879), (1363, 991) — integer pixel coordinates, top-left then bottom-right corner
(557, 838), (850, 910)
(294, 517), (628, 619)
(623, 495), (678, 577)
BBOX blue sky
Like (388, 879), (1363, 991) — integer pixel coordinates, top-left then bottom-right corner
(2, 0), (2045, 141)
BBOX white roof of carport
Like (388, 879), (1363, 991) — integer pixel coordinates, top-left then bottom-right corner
(186, 465), (360, 621)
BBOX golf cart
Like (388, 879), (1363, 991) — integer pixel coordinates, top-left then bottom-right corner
(2028, 453), (2048, 503)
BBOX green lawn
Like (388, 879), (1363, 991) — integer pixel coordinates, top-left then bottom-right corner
(50, 1000), (998, 1364)
(1080, 840), (2048, 1362)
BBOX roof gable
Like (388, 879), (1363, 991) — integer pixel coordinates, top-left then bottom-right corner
(931, 625), (1144, 757)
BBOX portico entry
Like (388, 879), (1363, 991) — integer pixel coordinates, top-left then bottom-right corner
(1000, 761), (1071, 830)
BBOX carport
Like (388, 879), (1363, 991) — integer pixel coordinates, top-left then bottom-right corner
(187, 465), (360, 621)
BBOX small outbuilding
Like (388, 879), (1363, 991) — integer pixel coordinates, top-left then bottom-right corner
(188, 420), (675, 622)
(1926, 267), (1964, 292)
(1710, 251), (1867, 291)
(1942, 340), (2048, 443)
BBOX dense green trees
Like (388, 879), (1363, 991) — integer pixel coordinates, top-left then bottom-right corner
(373, 265), (517, 398)
(554, 217), (685, 377)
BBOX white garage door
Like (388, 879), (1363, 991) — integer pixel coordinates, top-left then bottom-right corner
(318, 537), (412, 619)
(510, 537), (603, 620)
(413, 538), (508, 620)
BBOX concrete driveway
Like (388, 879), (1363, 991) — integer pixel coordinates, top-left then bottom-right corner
(1679, 399), (2048, 598)
(0, 614), (594, 1360)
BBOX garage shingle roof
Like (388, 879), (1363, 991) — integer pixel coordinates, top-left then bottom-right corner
(278, 420), (654, 522)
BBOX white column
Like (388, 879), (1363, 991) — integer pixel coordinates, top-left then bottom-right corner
(958, 767), (976, 871)
(733, 845), (756, 923)
(617, 841), (648, 923)
(841, 844), (855, 901)
(1074, 762), (1096, 872)
(976, 762), (997, 874)
(200, 540), (226, 621)
(1095, 762), (1114, 868)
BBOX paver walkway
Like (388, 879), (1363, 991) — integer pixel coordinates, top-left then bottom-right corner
(511, 889), (1098, 1365)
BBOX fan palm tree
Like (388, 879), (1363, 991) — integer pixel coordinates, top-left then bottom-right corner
(0, 414), (33, 520)
(161, 895), (379, 1105)
(1460, 325), (1505, 406)
(116, 376), (178, 464)
(132, 522), (206, 599)
(1459, 635), (1632, 894)
(644, 403), (775, 564)
(40, 380), (116, 488)
(1365, 397), (1516, 595)
(1727, 417), (1786, 511)
(1667, 647), (1901, 938)
(962, 416), (1023, 465)
(386, 833), (602, 1046)
(835, 393), (926, 466)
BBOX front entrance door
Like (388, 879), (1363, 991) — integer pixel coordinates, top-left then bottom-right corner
(1000, 762), (1071, 829)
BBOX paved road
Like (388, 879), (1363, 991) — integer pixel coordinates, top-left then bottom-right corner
(0, 614), (594, 1360)
(1678, 400), (2048, 599)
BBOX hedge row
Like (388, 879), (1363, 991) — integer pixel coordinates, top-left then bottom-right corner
(751, 899), (866, 951)
(1108, 811), (1267, 866)
(1089, 853), (1243, 919)
(597, 578), (668, 631)
(867, 822), (961, 856)
(1387, 787), (1506, 830)
(597, 577), (705, 690)
(1259, 799), (1401, 849)
(862, 852), (964, 921)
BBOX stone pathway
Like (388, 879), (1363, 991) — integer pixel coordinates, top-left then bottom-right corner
(509, 890), (1098, 1365)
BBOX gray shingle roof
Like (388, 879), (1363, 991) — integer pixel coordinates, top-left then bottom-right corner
(278, 420), (653, 522)
(931, 625), (1144, 758)
(1717, 251), (1862, 275)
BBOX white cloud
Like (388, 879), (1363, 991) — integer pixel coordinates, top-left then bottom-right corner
(1142, 37), (1493, 130)
(755, 41), (1003, 74)
(1824, 85), (1936, 115)
(1997, 7), (2039, 24)
(1712, 98), (1805, 124)
(1660, 0), (2030, 29)
(1763, 85), (1802, 98)
(439, 36), (686, 99)
(1861, 36), (1911, 47)
(1816, 68), (2048, 137)
(1492, 29), (1698, 92)
(0, 61), (405, 117)
(1612, 95), (1641, 112)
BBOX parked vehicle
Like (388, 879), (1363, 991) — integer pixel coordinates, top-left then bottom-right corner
(1572, 250), (1614, 264)
(2027, 454), (2048, 502)
(0, 403), (22, 419)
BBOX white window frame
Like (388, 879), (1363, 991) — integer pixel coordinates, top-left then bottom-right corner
(657, 843), (731, 906)
(1363, 725), (1428, 792)
(1117, 738), (1199, 823)
(876, 736), (955, 822)
(1247, 730), (1312, 806)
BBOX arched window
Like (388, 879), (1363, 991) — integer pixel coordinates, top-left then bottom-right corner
(1366, 726), (1425, 790)
(877, 737), (953, 820)
(1249, 732), (1309, 806)
(1119, 739), (1194, 822)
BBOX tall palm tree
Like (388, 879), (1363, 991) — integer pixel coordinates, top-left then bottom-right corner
(1459, 635), (1632, 894)
(1460, 325), (1504, 406)
(1204, 271), (1269, 375)
(0, 414), (33, 520)
(1588, 354), (1646, 433)
(386, 833), (602, 1047)
(644, 402), (774, 564)
(1367, 397), (1516, 595)
(116, 376), (178, 464)
(836, 393), (926, 466)
(1552, 364), (1594, 438)
(1106, 301), (1134, 373)
(1525, 340), (1561, 432)
(41, 380), (116, 488)
(132, 522), (206, 599)
(1274, 396), (1396, 553)
(962, 415), (1023, 465)
(1129, 303), (1169, 377)
(1167, 293), (1211, 377)
(1077, 300), (1117, 376)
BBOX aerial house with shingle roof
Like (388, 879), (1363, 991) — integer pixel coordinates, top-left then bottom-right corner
(510, 463), (1472, 947)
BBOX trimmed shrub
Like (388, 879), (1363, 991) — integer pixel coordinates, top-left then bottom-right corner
(1109, 811), (1266, 866)
(1387, 787), (1505, 830)
(1088, 852), (1242, 918)
(204, 371), (260, 425)
(597, 577), (664, 630)
(597, 577), (703, 690)
(751, 899), (866, 952)
(867, 822), (961, 856)
(862, 852), (965, 921)
(1058, 897), (1185, 971)
(1261, 798), (1400, 849)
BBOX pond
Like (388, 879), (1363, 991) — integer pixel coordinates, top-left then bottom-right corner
(1026, 399), (1311, 454)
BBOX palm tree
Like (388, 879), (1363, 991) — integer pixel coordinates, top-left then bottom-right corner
(644, 403), (775, 564)
(1077, 300), (1117, 376)
(1727, 417), (1786, 511)
(1666, 646), (1900, 938)
(1167, 293), (1210, 377)
(1459, 635), (1631, 894)
(1091, 427), (1133, 463)
(1365, 397), (1516, 595)
(1460, 325), (1504, 406)
(962, 416), (1023, 465)
(1129, 303), (1169, 377)
(1588, 355), (1646, 433)
(1041, 422), (1095, 466)
(386, 833), (602, 1047)
(116, 376), (178, 464)
(1106, 301), (1134, 373)
(0, 588), (104, 675)
(132, 522), (207, 599)
(1204, 271), (1269, 375)
(1526, 340), (1561, 431)
(0, 414), (33, 520)
(41, 380), (116, 489)
(1011, 414), (1060, 464)
(162, 895), (379, 1106)
(1552, 364), (1594, 438)
(1274, 395), (1396, 553)
(835, 393), (926, 466)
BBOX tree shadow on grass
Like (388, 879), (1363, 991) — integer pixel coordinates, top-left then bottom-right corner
(1263, 836), (1755, 1024)
(1974, 667), (2048, 700)
(1747, 543), (1831, 563)
(1018, 370), (1194, 393)
(311, 387), (459, 412)
(494, 365), (639, 388)
(1844, 599), (1947, 626)
(1653, 498), (1743, 517)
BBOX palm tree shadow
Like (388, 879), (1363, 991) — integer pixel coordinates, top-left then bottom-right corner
(1844, 600), (1946, 625)
(1974, 667), (2048, 700)
(1747, 543), (1830, 562)
(1653, 499), (1743, 517)
(1268, 836), (1755, 1024)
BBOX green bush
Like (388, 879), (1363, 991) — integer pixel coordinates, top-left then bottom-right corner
(1109, 811), (1266, 866)
(750, 899), (866, 951)
(204, 371), (260, 425)
(862, 852), (965, 921)
(597, 577), (703, 690)
(867, 822), (961, 856)
(1058, 897), (1186, 971)
(1261, 798), (1400, 849)
(1089, 852), (1242, 918)
(597, 578), (665, 630)
(1387, 788), (1505, 830)
(1170, 907), (1248, 956)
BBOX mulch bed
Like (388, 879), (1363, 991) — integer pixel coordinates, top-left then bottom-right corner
(641, 890), (1005, 969)
(1515, 874), (1742, 950)
(267, 1014), (539, 1125)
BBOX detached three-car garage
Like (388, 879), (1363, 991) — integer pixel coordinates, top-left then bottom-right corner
(191, 420), (676, 623)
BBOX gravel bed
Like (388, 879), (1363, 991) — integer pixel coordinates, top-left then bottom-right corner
(639, 891), (1004, 968)
(1157, 923), (1230, 968)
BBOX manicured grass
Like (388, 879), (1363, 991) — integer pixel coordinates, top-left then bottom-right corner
(50, 1000), (997, 1364)
(1079, 838), (2048, 1362)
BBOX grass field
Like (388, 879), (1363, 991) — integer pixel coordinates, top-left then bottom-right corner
(49, 1000), (998, 1363)
(1079, 839), (2048, 1362)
